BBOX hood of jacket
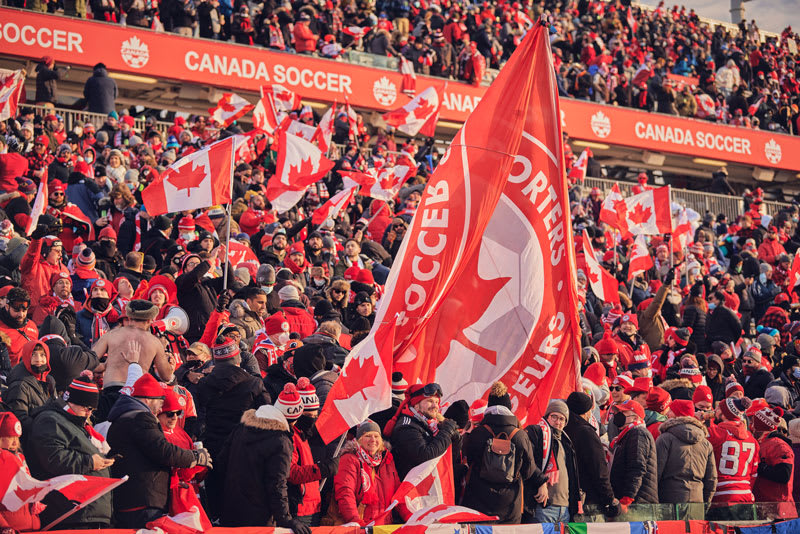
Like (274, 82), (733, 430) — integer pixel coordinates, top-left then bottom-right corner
(92, 66), (109, 77)
(241, 406), (289, 432)
(659, 377), (694, 392)
(204, 362), (255, 395)
(229, 299), (259, 321)
(658, 416), (707, 444)
(21, 340), (51, 381)
(481, 411), (520, 433)
(717, 419), (750, 440)
(107, 393), (152, 422)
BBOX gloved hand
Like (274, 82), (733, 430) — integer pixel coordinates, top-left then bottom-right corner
(663, 268), (674, 286)
(30, 224), (49, 240)
(285, 519), (311, 534)
(317, 456), (340, 478)
(438, 418), (459, 439)
(216, 291), (231, 312)
(603, 498), (621, 517)
(192, 448), (213, 468)
(618, 496), (633, 514)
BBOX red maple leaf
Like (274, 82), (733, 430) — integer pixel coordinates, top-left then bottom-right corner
(612, 198), (627, 219)
(218, 96), (236, 114)
(378, 168), (402, 191)
(166, 160), (206, 197)
(412, 98), (436, 121)
(341, 355), (381, 401)
(628, 203), (652, 226)
(286, 156), (319, 189)
(587, 265), (600, 286)
(14, 485), (41, 504)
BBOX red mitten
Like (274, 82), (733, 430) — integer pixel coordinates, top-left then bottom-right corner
(619, 496), (633, 513)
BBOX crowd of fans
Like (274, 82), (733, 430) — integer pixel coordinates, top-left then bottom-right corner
(14, 0), (800, 135)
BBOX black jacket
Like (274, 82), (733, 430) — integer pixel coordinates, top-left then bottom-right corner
(300, 332), (349, 367)
(705, 306), (742, 346)
(462, 411), (538, 524)
(609, 424), (659, 503)
(176, 259), (233, 342)
(195, 362), (270, 457)
(525, 422), (580, 517)
(390, 409), (457, 480)
(264, 361), (296, 402)
(564, 413), (616, 507)
(41, 337), (99, 393)
(106, 395), (196, 512)
(742, 368), (774, 399)
(27, 400), (112, 527)
(35, 63), (61, 104)
(5, 362), (56, 430)
(83, 66), (118, 114)
(219, 408), (294, 527)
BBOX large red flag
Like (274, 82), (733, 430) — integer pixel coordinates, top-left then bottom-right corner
(0, 69), (26, 122)
(628, 234), (654, 279)
(382, 86), (441, 137)
(311, 186), (356, 225)
(582, 229), (620, 304)
(267, 130), (334, 213)
(208, 93), (254, 128)
(252, 93), (280, 134)
(788, 253), (800, 289)
(621, 186), (673, 236)
(317, 21), (580, 442)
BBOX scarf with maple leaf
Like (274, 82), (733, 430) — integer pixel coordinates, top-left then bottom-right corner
(64, 403), (110, 454)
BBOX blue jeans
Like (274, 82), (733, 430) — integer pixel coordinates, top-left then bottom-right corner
(533, 505), (570, 523)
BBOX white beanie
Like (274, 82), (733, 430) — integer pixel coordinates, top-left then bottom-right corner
(278, 284), (300, 302)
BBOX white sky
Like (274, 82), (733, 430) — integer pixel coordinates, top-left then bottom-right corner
(637, 0), (800, 35)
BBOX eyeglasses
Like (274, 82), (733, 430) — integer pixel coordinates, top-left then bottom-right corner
(164, 411), (182, 418)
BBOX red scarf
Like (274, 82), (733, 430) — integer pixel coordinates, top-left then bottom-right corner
(607, 421), (644, 463)
(85, 302), (119, 343)
(283, 254), (306, 275)
(538, 420), (559, 485)
(64, 404), (108, 453)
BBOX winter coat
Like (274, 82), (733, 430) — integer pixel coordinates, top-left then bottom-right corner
(5, 340), (56, 430)
(660, 378), (696, 402)
(524, 422), (580, 517)
(564, 413), (616, 507)
(390, 409), (457, 480)
(176, 259), (232, 342)
(289, 427), (322, 517)
(333, 441), (401, 526)
(705, 306), (742, 346)
(20, 237), (70, 326)
(264, 361), (296, 402)
(219, 408), (294, 527)
(743, 368), (773, 399)
(280, 301), (316, 339)
(26, 400), (112, 526)
(638, 282), (670, 352)
(35, 63), (61, 104)
(310, 369), (338, 409)
(229, 299), (263, 340)
(106, 394), (196, 512)
(768, 374), (800, 409)
(195, 361), (270, 457)
(301, 332), (349, 367)
(83, 66), (118, 114)
(753, 432), (796, 518)
(682, 305), (707, 352)
(41, 337), (99, 393)
(462, 410), (539, 524)
(655, 416), (717, 503)
(610, 424), (659, 503)
(293, 22), (318, 52)
(0, 313), (39, 368)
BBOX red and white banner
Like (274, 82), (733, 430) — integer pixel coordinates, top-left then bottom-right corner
(582, 230), (619, 304)
(226, 239), (259, 269)
(313, 102), (336, 153)
(672, 206), (694, 252)
(389, 449), (454, 514)
(400, 57), (416, 96)
(628, 234), (653, 279)
(286, 120), (316, 142)
(261, 83), (301, 112)
(26, 169), (48, 236)
(318, 23), (580, 441)
(568, 148), (592, 183)
(620, 186), (673, 235)
(252, 93), (280, 133)
(208, 92), (254, 128)
(267, 130), (334, 213)
(340, 164), (415, 201)
(788, 253), (800, 288)
(142, 136), (235, 215)
(0, 68), (25, 122)
(311, 185), (356, 225)
(383, 86), (441, 137)
(599, 183), (625, 232)
(147, 475), (211, 534)
(342, 26), (371, 39)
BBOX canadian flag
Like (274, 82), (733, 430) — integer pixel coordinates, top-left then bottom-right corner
(252, 93), (280, 133)
(695, 94), (716, 118)
(582, 230), (620, 304)
(261, 84), (301, 112)
(146, 475), (211, 534)
(208, 93), (254, 128)
(142, 136), (236, 215)
(340, 164), (415, 201)
(788, 254), (800, 288)
(383, 86), (441, 137)
(568, 148), (592, 183)
(514, 9), (533, 28)
(749, 96), (764, 116)
(343, 26), (371, 39)
(267, 130), (334, 213)
(395, 504), (498, 534)
(225, 239), (260, 269)
(311, 185), (356, 225)
(344, 98), (359, 135)
(672, 205), (694, 252)
(286, 120), (316, 142)
(628, 234), (653, 279)
(0, 69), (26, 122)
(26, 169), (48, 236)
(400, 57), (417, 96)
(599, 183), (626, 231)
(632, 63), (652, 87)
(313, 102), (337, 153)
(626, 6), (638, 34)
(621, 186), (672, 236)
(389, 449), (454, 514)
(318, 22), (580, 441)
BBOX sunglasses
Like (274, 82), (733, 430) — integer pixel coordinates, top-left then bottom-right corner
(331, 289), (344, 294)
(393, 225), (405, 230)
(164, 411), (182, 418)
(51, 192), (65, 197)
(610, 386), (624, 392)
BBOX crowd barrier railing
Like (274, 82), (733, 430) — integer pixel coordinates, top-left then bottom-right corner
(24, 104), (172, 139)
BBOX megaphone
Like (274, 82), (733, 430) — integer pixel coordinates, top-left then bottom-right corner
(153, 306), (189, 335)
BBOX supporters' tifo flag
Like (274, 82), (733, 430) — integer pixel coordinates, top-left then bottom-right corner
(317, 22), (581, 441)
(208, 93), (254, 128)
(226, 239), (260, 269)
(0, 69), (26, 122)
(267, 130), (334, 213)
(143, 136), (235, 215)
(252, 93), (280, 133)
(313, 102), (336, 153)
(261, 84), (301, 112)
(628, 235), (653, 279)
(400, 57), (417, 96)
(286, 120), (316, 142)
(388, 449), (454, 514)
(343, 25), (371, 38)
(26, 170), (48, 236)
(582, 230), (620, 304)
(599, 183), (626, 231)
(788, 254), (800, 288)
(695, 94), (716, 118)
(568, 148), (592, 183)
(621, 186), (672, 235)
(312, 186), (356, 225)
(383, 86), (441, 137)
(340, 164), (415, 200)
(626, 7), (638, 33)
(749, 96), (764, 116)
(146, 480), (211, 534)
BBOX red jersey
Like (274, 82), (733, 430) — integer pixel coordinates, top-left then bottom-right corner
(708, 420), (759, 503)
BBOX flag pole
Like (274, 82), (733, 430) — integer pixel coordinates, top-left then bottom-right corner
(41, 476), (128, 531)
(223, 137), (235, 291)
(318, 432), (348, 493)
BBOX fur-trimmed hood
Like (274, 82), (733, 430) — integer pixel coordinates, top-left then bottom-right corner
(659, 378), (694, 392)
(241, 406), (289, 432)
(658, 415), (707, 444)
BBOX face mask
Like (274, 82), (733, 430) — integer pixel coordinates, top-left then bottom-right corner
(612, 411), (627, 428)
(181, 233), (195, 242)
(708, 302), (716, 310)
(91, 297), (110, 311)
(759, 273), (767, 284)
(261, 285), (273, 295)
(792, 368), (800, 380)
(295, 414), (317, 433)
(126, 182), (136, 191)
(31, 364), (48, 374)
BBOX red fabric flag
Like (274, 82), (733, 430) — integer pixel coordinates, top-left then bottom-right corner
(628, 234), (654, 279)
(567, 148), (592, 183)
(208, 92), (254, 128)
(142, 136), (235, 215)
(252, 93), (280, 134)
(26, 169), (48, 236)
(672, 206), (694, 253)
(286, 120), (316, 142)
(344, 97), (359, 135)
(318, 22), (580, 441)
(395, 504), (498, 533)
(340, 164), (415, 201)
(626, 6), (638, 34)
(260, 84), (301, 112)
(342, 26), (371, 39)
(389, 449), (454, 514)
(226, 239), (260, 269)
(599, 183), (627, 232)
(695, 94), (716, 118)
(788, 253), (800, 289)
(0, 69), (26, 122)
(267, 130), (334, 213)
(382, 86), (441, 137)
(313, 102), (336, 153)
(621, 185), (672, 236)
(400, 57), (417, 96)
(311, 186), (356, 225)
(146, 476), (211, 534)
(582, 229), (620, 304)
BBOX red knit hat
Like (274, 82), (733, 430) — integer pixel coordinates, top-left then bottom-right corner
(178, 216), (195, 233)
(583, 362), (607, 387)
(131, 374), (165, 399)
(275, 383), (303, 420)
(594, 331), (619, 355)
(752, 406), (783, 434)
(161, 389), (184, 413)
(626, 376), (652, 395)
(719, 396), (751, 421)
(264, 312), (291, 337)
(99, 226), (117, 241)
(620, 313), (639, 329)
(0, 412), (22, 438)
(628, 347), (651, 372)
(725, 381), (744, 397)
(356, 269), (375, 285)
(692, 385), (713, 405)
(612, 373), (634, 390)
(212, 337), (240, 361)
(645, 387), (671, 413)
(50, 271), (72, 289)
(296, 377), (319, 411)
(670, 399), (695, 418)
(344, 265), (361, 281)
(617, 399), (645, 420)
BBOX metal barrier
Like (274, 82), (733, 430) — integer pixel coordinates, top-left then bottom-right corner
(583, 176), (792, 221)
(344, 50), (499, 86)
(23, 104), (171, 138)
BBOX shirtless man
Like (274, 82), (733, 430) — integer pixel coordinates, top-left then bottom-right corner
(92, 299), (175, 422)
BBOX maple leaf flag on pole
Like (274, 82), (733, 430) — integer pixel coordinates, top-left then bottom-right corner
(267, 130), (335, 213)
(312, 185), (356, 226)
(382, 86), (441, 137)
(672, 205), (694, 253)
(628, 234), (654, 280)
(317, 21), (581, 442)
(142, 136), (236, 215)
(567, 148), (592, 183)
(0, 69), (26, 122)
(342, 26), (371, 39)
(400, 57), (417, 96)
(626, 6), (638, 34)
(26, 169), (48, 236)
(252, 93), (280, 134)
(208, 93), (254, 128)
(260, 84), (301, 112)
(313, 101), (337, 154)
(388, 449), (455, 514)
(599, 183), (627, 233)
(340, 164), (415, 201)
(622, 185), (672, 235)
(582, 230), (620, 304)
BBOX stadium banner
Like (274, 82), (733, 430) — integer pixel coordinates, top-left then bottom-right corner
(1, 7), (799, 171)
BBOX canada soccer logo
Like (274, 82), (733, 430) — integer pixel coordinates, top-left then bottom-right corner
(764, 139), (782, 164)
(372, 76), (397, 107)
(590, 111), (611, 138)
(120, 36), (150, 69)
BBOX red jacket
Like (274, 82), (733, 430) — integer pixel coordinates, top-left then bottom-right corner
(289, 428), (322, 517)
(21, 238), (70, 323)
(753, 432), (796, 518)
(239, 209), (275, 236)
(293, 23), (318, 53)
(281, 304), (316, 339)
(758, 238), (786, 265)
(0, 153), (29, 193)
(333, 443), (404, 526)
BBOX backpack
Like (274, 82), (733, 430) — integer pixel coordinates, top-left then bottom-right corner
(479, 425), (519, 484)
